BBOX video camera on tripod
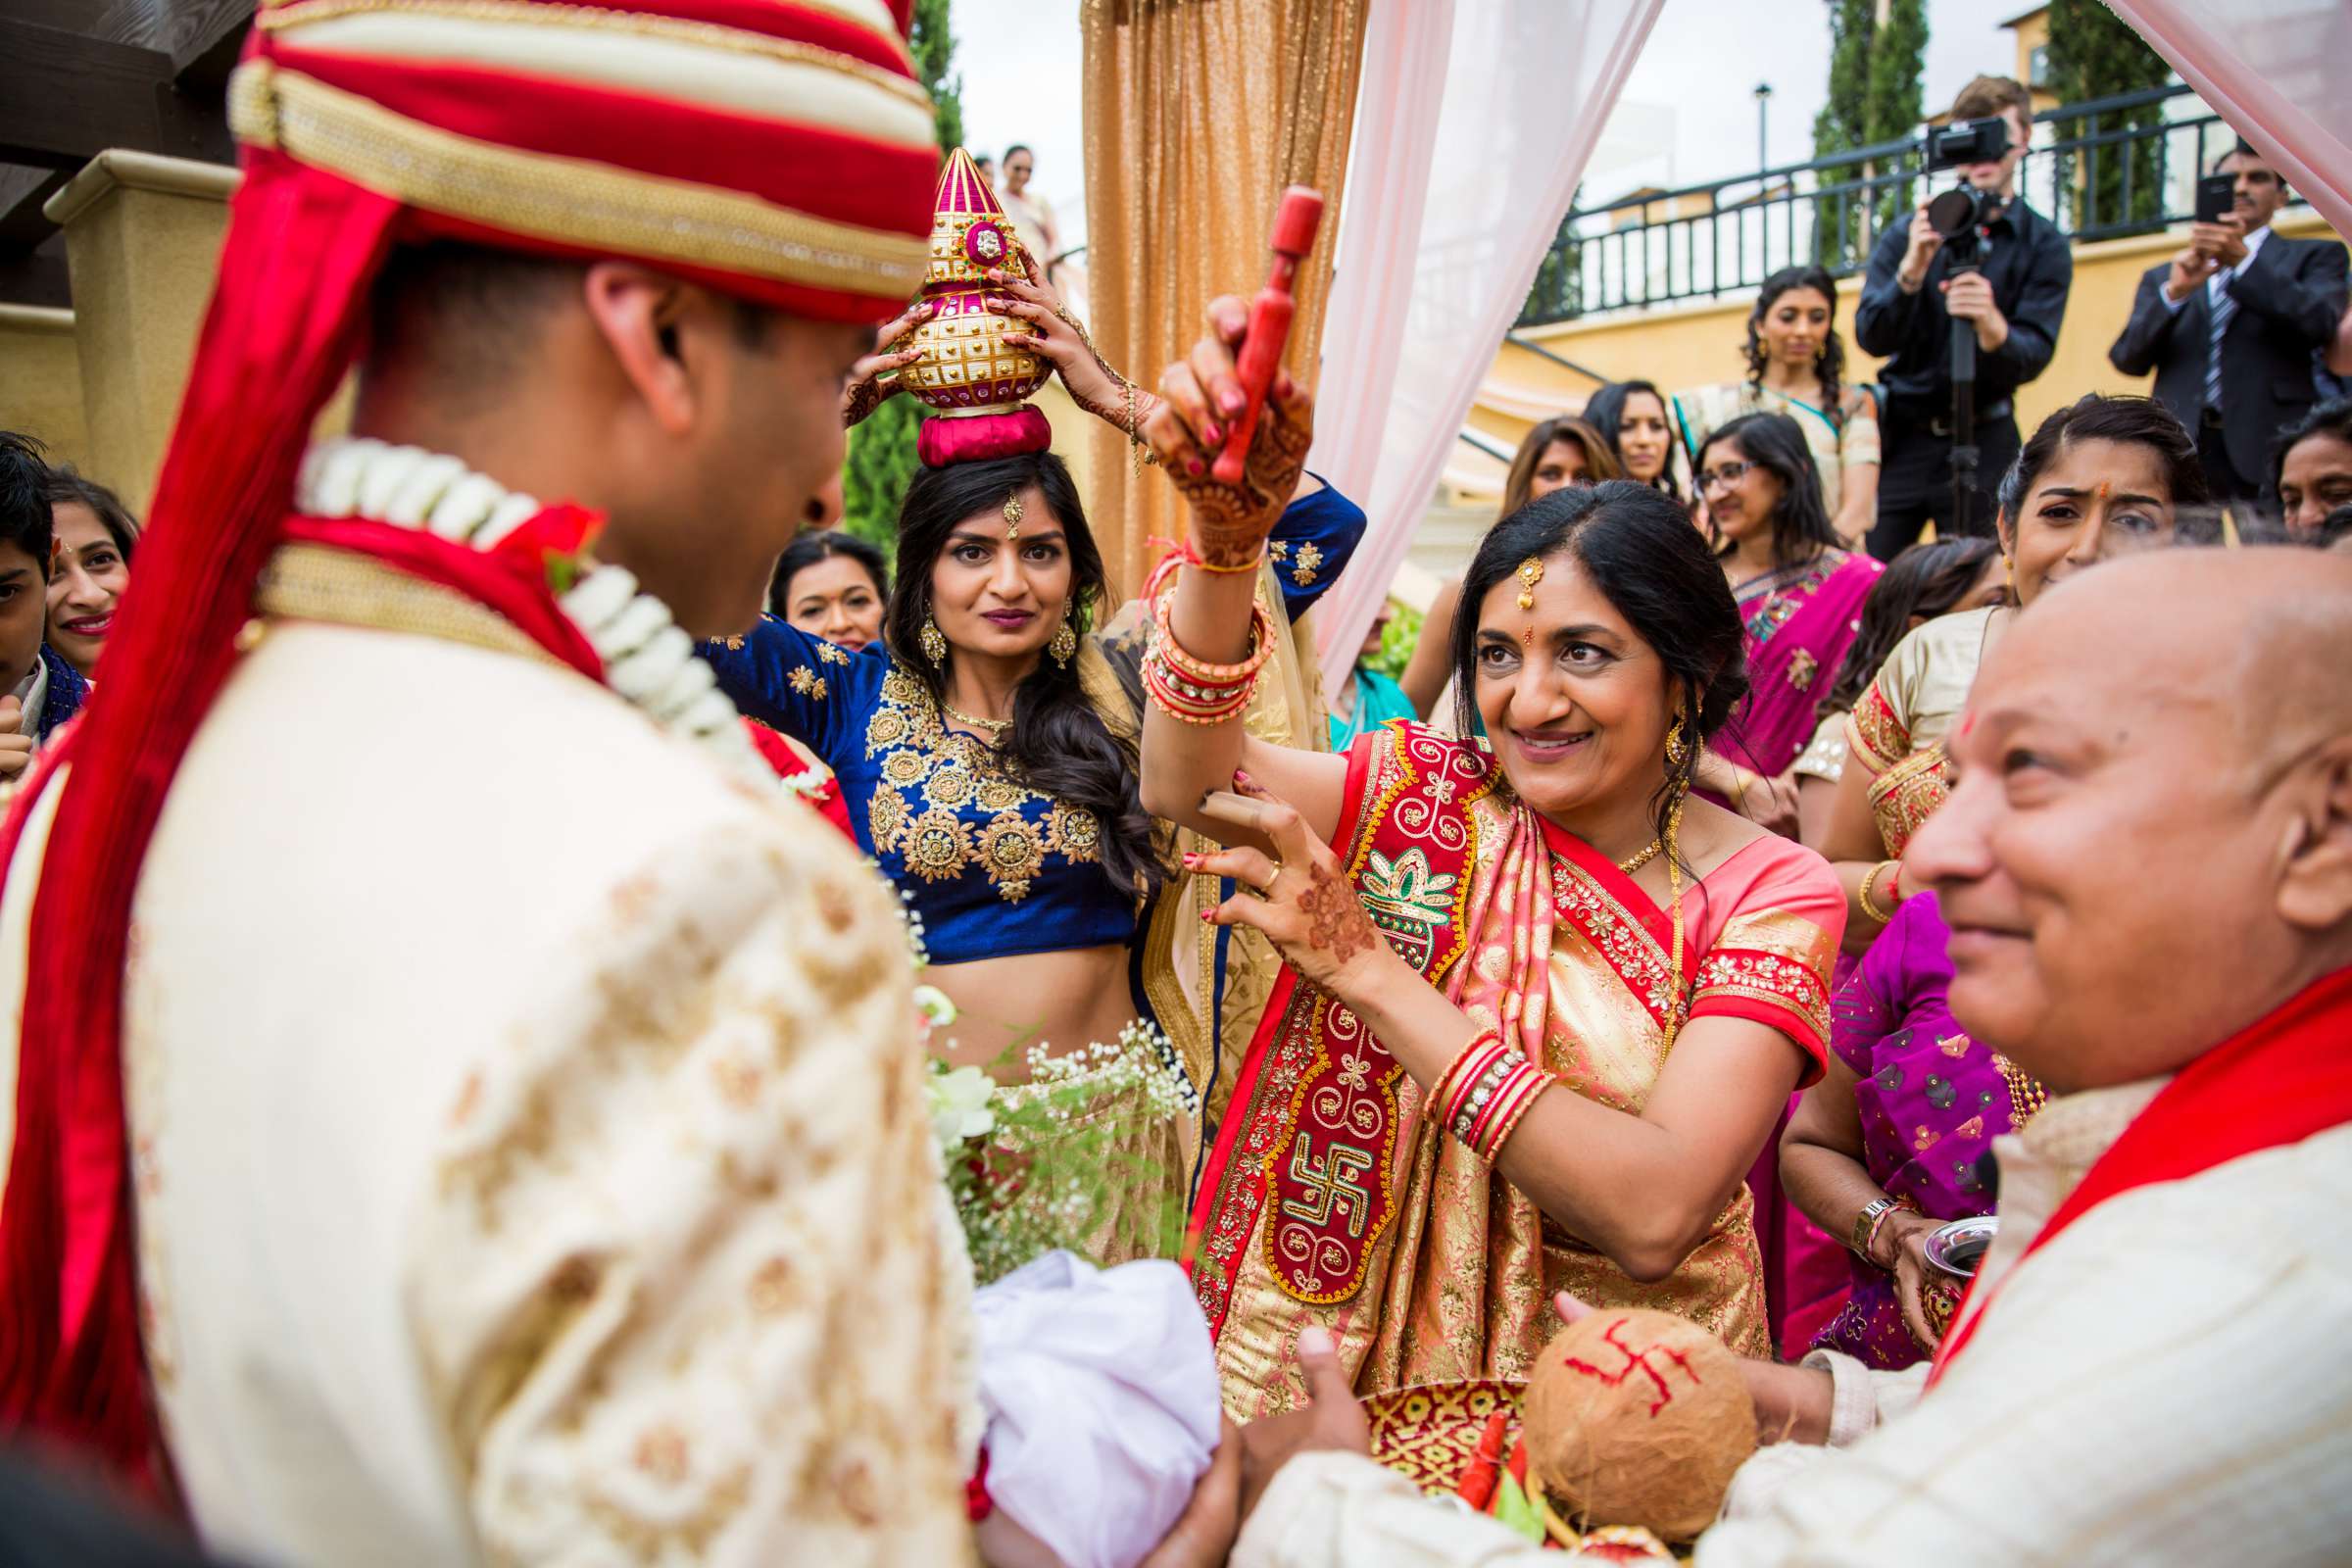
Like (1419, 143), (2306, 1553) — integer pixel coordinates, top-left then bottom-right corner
(1918, 114), (2014, 534)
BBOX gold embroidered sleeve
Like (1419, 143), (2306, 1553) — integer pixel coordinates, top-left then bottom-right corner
(1843, 679), (1911, 780)
(409, 812), (972, 1565)
(1689, 906), (1838, 1061)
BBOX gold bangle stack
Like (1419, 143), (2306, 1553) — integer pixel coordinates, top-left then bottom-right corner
(1857, 858), (1902, 925)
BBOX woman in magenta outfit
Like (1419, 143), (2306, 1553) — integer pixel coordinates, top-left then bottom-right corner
(1699, 412), (1883, 792)
(1691, 412), (1880, 1352)
(1783, 890), (2038, 1367)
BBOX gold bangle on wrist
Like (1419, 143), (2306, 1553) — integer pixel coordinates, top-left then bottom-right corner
(1857, 858), (1902, 925)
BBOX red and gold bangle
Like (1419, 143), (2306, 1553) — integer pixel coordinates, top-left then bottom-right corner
(1434, 1032), (1509, 1133)
(1144, 639), (1257, 725)
(1151, 583), (1277, 684)
(1474, 1061), (1550, 1161)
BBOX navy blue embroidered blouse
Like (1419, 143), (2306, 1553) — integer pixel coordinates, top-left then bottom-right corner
(703, 479), (1364, 966)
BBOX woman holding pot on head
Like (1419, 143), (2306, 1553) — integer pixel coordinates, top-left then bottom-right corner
(1137, 303), (1845, 1407)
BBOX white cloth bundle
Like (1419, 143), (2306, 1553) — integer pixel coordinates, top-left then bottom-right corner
(972, 1251), (1224, 1568)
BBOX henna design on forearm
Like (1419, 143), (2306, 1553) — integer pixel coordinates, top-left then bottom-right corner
(842, 374), (897, 429)
(1169, 394), (1312, 567)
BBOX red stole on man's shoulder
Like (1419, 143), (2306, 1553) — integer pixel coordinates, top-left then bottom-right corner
(1931, 965), (2352, 1385)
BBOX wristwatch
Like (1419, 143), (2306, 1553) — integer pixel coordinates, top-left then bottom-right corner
(1850, 1195), (1903, 1257)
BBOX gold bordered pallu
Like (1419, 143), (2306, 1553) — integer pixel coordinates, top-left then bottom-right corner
(1191, 725), (1826, 1416)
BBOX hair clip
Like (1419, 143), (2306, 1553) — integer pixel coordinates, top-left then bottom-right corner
(1004, 492), (1024, 540)
(1515, 556), (1544, 611)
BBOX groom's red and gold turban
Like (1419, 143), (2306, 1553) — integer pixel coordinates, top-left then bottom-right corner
(0, 0), (937, 1484)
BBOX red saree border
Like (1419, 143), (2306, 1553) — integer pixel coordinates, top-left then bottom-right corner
(1930, 966), (2352, 1388)
(1188, 724), (1498, 1335)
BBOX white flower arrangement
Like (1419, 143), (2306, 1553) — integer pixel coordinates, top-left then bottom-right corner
(927, 1019), (1194, 1285)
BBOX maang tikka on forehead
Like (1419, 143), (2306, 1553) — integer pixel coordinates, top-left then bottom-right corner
(1517, 556), (1544, 646)
(1003, 492), (1024, 540)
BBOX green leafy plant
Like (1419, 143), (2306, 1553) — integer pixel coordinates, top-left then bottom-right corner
(2045, 0), (2172, 236)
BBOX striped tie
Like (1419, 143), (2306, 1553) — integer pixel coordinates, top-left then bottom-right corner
(2205, 272), (2235, 413)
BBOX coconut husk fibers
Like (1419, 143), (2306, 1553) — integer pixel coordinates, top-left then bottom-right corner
(1521, 1307), (1756, 1542)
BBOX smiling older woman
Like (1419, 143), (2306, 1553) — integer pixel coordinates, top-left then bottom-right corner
(1136, 305), (1846, 1411)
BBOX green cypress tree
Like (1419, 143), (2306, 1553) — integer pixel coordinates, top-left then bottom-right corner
(1811, 0), (1876, 268)
(840, 0), (962, 564)
(2045, 0), (2172, 236)
(1861, 0), (1928, 235)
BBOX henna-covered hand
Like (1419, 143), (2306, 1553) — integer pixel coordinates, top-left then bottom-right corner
(1141, 296), (1315, 568)
(983, 256), (1163, 443)
(1187, 770), (1391, 999)
(841, 298), (931, 427)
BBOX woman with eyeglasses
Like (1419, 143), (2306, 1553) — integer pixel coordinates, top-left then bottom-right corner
(1690, 413), (1881, 836)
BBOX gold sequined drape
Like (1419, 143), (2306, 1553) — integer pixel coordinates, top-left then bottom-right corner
(1080, 0), (1369, 598)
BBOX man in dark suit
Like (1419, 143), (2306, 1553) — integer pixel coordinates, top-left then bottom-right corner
(2109, 139), (2350, 501)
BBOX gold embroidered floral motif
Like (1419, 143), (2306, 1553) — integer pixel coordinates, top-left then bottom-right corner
(922, 760), (978, 810)
(1292, 541), (1323, 587)
(1692, 950), (1833, 1048)
(787, 666), (827, 699)
(1846, 682), (1912, 777)
(867, 787), (908, 852)
(1788, 649), (1818, 690)
(977, 811), (1046, 900)
(880, 668), (926, 707)
(881, 748), (931, 787)
(816, 642), (854, 665)
(976, 778), (1024, 812)
(864, 705), (911, 755)
(1046, 803), (1102, 862)
(902, 808), (973, 882)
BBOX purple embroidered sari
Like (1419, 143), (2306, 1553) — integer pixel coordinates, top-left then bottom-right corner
(1812, 892), (2017, 1369)
(1721, 550), (1881, 779)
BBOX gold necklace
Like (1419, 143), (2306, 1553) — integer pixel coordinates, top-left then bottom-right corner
(941, 701), (1011, 736)
(1990, 1052), (2049, 1129)
(1615, 837), (1664, 875)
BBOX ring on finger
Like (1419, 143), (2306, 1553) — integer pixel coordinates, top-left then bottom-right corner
(1252, 859), (1284, 898)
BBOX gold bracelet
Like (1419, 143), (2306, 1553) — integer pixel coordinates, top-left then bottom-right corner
(1856, 858), (1902, 925)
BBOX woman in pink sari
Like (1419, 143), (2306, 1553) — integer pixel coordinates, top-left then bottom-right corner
(1133, 320), (1843, 1411)
(1693, 412), (1879, 1353)
(1698, 412), (1882, 792)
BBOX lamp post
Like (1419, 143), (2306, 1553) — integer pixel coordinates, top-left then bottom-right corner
(1754, 81), (1774, 174)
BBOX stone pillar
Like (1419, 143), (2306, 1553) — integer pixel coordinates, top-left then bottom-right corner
(0, 305), (87, 467)
(44, 150), (238, 515)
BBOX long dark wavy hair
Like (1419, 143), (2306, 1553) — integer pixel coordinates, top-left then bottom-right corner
(1450, 481), (1749, 851)
(1817, 536), (2000, 720)
(885, 451), (1162, 901)
(1743, 266), (1847, 425)
(1582, 380), (1682, 502)
(1698, 411), (1839, 571)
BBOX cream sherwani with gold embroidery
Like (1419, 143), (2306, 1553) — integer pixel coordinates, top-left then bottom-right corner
(2, 617), (973, 1566)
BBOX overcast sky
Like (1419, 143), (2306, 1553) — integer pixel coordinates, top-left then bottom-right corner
(950, 0), (2032, 251)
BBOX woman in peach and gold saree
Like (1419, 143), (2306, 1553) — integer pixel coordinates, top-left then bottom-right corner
(1131, 315), (1845, 1412)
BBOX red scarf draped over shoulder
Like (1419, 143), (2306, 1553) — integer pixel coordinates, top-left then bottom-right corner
(1932, 965), (2352, 1384)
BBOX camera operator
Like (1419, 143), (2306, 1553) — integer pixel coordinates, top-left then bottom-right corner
(1855, 74), (2072, 558)
(2108, 139), (2349, 502)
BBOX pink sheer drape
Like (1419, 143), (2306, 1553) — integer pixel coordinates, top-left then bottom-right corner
(2108, 0), (2352, 241)
(1306, 0), (1666, 687)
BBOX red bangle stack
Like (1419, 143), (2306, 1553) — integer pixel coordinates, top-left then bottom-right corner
(1431, 1030), (1551, 1163)
(1142, 556), (1278, 727)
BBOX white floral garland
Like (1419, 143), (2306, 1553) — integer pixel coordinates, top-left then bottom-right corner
(295, 437), (775, 792)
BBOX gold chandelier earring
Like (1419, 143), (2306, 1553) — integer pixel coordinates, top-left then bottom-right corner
(1664, 712), (1690, 768)
(1050, 600), (1077, 667)
(919, 615), (948, 667)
